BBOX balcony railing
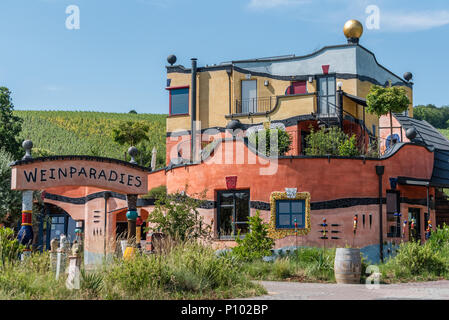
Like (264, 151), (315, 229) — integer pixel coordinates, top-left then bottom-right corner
(233, 96), (277, 115)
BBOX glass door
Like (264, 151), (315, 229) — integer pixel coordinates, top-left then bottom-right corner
(217, 190), (250, 238)
(46, 214), (77, 247)
(318, 76), (336, 116)
(241, 80), (257, 113)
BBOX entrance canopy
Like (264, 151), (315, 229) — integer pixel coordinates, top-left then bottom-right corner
(10, 155), (150, 195)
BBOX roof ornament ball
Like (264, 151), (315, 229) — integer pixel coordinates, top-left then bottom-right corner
(22, 140), (33, 160)
(226, 119), (242, 130)
(343, 19), (364, 44)
(406, 127), (417, 140)
(128, 146), (138, 164)
(167, 54), (177, 66)
(404, 72), (413, 82)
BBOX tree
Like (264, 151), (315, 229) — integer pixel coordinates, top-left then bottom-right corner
(0, 148), (21, 227)
(0, 87), (23, 160)
(366, 85), (410, 144)
(112, 121), (150, 147)
(413, 104), (449, 129)
(145, 188), (211, 242)
(232, 210), (274, 262)
(248, 128), (292, 156)
(128, 110), (137, 114)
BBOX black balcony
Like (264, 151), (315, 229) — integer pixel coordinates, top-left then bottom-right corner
(233, 96), (277, 115)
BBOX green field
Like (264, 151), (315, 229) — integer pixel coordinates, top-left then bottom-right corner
(13, 111), (167, 167)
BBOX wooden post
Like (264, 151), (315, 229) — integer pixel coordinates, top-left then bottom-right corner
(66, 241), (81, 290)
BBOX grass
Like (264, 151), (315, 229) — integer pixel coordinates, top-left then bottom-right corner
(3, 226), (449, 300)
(0, 241), (265, 300)
(240, 226), (449, 285)
(241, 247), (337, 283)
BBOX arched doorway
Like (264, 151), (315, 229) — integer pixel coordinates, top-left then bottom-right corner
(38, 203), (78, 251)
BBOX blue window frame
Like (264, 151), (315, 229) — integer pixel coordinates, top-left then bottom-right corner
(276, 200), (306, 229)
(169, 87), (189, 115)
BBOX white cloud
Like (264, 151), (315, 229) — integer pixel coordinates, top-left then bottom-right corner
(381, 10), (449, 31)
(248, 0), (308, 9)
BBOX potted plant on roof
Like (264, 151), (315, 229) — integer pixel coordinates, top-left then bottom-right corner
(366, 83), (410, 148)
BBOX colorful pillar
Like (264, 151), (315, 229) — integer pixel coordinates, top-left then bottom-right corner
(124, 194), (138, 259)
(17, 140), (34, 255)
(74, 220), (84, 244)
(17, 191), (34, 251)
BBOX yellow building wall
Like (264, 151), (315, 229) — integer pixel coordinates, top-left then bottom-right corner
(166, 69), (413, 137)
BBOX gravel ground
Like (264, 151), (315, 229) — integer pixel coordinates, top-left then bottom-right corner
(243, 280), (449, 300)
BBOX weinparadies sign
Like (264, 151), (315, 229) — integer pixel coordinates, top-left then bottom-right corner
(10, 156), (150, 195)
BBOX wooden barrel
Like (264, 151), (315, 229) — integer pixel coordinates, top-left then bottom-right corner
(334, 248), (362, 284)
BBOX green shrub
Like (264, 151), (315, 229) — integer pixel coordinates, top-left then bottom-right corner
(428, 224), (449, 250)
(0, 150), (22, 226)
(145, 189), (211, 242)
(232, 210), (274, 262)
(305, 126), (360, 156)
(338, 134), (359, 156)
(248, 127), (292, 156)
(383, 240), (447, 277)
(142, 185), (167, 200)
(80, 269), (104, 298)
(0, 227), (24, 268)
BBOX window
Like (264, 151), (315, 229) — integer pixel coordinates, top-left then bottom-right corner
(217, 190), (250, 238)
(169, 87), (189, 115)
(386, 134), (401, 149)
(241, 80), (257, 113)
(386, 190), (401, 238)
(318, 76), (336, 115)
(276, 199), (306, 229)
(286, 81), (307, 95)
(47, 214), (77, 245)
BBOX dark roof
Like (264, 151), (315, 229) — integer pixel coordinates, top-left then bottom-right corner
(431, 149), (449, 187)
(343, 92), (367, 106)
(394, 114), (449, 187)
(394, 114), (449, 151)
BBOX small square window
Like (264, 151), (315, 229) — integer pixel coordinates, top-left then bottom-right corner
(276, 200), (305, 229)
(169, 87), (189, 115)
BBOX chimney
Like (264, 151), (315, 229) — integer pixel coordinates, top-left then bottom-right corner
(190, 58), (197, 163)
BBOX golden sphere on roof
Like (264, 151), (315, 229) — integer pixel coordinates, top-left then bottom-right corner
(343, 19), (363, 39)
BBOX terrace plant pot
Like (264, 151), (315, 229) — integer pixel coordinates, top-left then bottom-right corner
(334, 247), (362, 284)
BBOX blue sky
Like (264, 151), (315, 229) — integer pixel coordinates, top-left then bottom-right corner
(1, 0), (448, 114)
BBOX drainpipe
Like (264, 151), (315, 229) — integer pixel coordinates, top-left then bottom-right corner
(190, 58), (197, 163)
(376, 165), (385, 263)
(336, 85), (344, 130)
(226, 68), (232, 115)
